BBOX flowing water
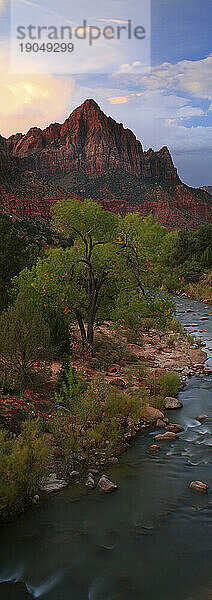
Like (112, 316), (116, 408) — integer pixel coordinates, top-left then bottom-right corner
(0, 297), (211, 600)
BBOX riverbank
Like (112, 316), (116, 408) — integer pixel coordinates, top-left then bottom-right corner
(175, 270), (212, 305)
(0, 295), (211, 600)
(0, 307), (209, 520)
(36, 319), (209, 495)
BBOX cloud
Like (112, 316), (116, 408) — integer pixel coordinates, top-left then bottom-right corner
(0, 57), (75, 136)
(176, 106), (205, 118)
(0, 0), (6, 13)
(166, 119), (176, 126)
(115, 55), (212, 101)
(108, 96), (128, 104)
(117, 61), (142, 74)
(97, 18), (128, 24)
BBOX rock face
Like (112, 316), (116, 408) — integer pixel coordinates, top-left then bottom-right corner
(189, 481), (208, 493)
(199, 186), (212, 195)
(97, 475), (118, 492)
(1, 99), (212, 228)
(0, 135), (10, 172)
(165, 397), (183, 409)
(7, 100), (178, 182)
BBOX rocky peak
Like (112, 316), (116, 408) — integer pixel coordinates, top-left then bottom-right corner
(5, 99), (179, 182)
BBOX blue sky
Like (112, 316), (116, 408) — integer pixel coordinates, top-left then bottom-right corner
(0, 0), (212, 186)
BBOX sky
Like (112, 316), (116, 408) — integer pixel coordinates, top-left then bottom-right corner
(0, 0), (212, 187)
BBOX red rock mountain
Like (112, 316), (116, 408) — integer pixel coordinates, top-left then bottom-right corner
(6, 99), (178, 182)
(1, 99), (212, 228)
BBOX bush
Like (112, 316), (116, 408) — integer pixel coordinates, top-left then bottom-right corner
(168, 316), (183, 334)
(50, 366), (141, 475)
(167, 335), (176, 349)
(0, 368), (20, 394)
(0, 419), (48, 519)
(0, 295), (51, 390)
(105, 389), (140, 424)
(149, 394), (165, 412)
(158, 371), (180, 397)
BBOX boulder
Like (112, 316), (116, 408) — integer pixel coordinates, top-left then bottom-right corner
(196, 415), (208, 423)
(41, 473), (68, 493)
(32, 494), (40, 504)
(155, 432), (177, 441)
(165, 397), (183, 409)
(140, 406), (164, 422)
(148, 444), (160, 452)
(166, 424), (184, 433)
(189, 481), (208, 493)
(85, 474), (95, 489)
(97, 475), (118, 493)
(156, 419), (166, 428)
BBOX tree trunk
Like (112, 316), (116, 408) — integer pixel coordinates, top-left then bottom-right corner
(75, 312), (86, 344)
(87, 318), (94, 345)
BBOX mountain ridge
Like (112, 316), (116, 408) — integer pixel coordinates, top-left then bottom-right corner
(0, 99), (211, 228)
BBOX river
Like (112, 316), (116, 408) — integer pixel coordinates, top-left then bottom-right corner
(0, 297), (211, 600)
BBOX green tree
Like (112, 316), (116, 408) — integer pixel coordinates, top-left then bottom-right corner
(13, 199), (175, 352)
(51, 198), (122, 345)
(0, 214), (41, 313)
(0, 295), (50, 387)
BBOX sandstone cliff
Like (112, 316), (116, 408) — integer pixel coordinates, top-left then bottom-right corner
(1, 99), (211, 229)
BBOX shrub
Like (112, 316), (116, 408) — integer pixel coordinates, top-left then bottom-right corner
(149, 394), (165, 412)
(105, 389), (140, 425)
(50, 366), (141, 474)
(168, 317), (183, 334)
(167, 334), (176, 349)
(158, 371), (180, 397)
(0, 369), (20, 394)
(0, 419), (48, 519)
(0, 295), (51, 390)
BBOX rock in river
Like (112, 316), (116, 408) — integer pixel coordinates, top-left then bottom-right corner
(167, 424), (184, 433)
(156, 419), (166, 428)
(189, 481), (208, 493)
(85, 474), (95, 489)
(165, 397), (183, 409)
(155, 432), (177, 441)
(41, 473), (68, 493)
(140, 406), (164, 422)
(97, 476), (118, 493)
(196, 415), (208, 423)
(149, 444), (160, 452)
